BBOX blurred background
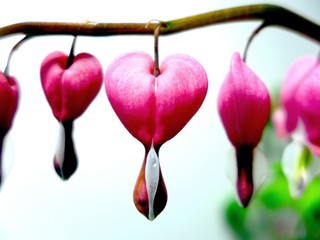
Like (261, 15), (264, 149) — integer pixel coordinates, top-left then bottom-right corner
(0, 0), (319, 239)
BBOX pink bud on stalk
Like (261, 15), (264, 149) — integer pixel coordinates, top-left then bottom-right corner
(105, 51), (208, 220)
(0, 72), (19, 185)
(41, 51), (103, 180)
(218, 52), (270, 207)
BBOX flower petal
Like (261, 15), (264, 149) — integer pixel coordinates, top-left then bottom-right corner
(282, 141), (320, 198)
(218, 52), (270, 148)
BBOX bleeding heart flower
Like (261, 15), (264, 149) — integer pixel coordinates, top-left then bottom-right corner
(41, 51), (103, 180)
(218, 52), (270, 207)
(105, 51), (208, 220)
(0, 72), (19, 185)
(272, 56), (320, 197)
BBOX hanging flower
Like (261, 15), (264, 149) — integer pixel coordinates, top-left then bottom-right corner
(273, 56), (320, 198)
(104, 51), (208, 220)
(218, 52), (270, 207)
(41, 51), (103, 180)
(0, 72), (19, 186)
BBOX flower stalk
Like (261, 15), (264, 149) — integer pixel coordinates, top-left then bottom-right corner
(0, 4), (319, 44)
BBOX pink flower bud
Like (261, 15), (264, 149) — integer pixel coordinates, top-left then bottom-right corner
(218, 52), (270, 207)
(218, 52), (270, 148)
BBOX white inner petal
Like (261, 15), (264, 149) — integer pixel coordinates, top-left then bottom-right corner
(282, 141), (320, 198)
(145, 143), (160, 220)
(252, 148), (268, 192)
(2, 133), (14, 184)
(55, 123), (65, 166)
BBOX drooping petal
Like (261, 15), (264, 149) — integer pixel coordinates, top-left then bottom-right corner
(217, 52), (270, 148)
(153, 54), (208, 146)
(0, 73), (19, 131)
(294, 58), (320, 147)
(279, 57), (316, 134)
(104, 52), (156, 147)
(0, 72), (19, 186)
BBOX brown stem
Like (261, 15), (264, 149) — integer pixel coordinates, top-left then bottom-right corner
(153, 23), (162, 77)
(0, 4), (318, 44)
(66, 36), (77, 69)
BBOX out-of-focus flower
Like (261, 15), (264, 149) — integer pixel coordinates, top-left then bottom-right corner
(273, 56), (320, 198)
(0, 72), (19, 186)
(218, 52), (270, 207)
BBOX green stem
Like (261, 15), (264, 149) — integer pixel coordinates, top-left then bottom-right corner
(0, 4), (319, 44)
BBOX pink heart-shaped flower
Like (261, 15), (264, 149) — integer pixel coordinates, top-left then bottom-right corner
(105, 51), (208, 219)
(41, 51), (103, 122)
(41, 51), (103, 180)
(105, 51), (208, 148)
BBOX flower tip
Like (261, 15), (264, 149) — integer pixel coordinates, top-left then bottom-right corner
(133, 147), (167, 220)
(237, 172), (254, 208)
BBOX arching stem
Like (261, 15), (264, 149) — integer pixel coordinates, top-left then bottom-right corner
(4, 35), (29, 77)
(243, 22), (267, 62)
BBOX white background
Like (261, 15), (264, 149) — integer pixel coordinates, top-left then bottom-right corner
(0, 0), (319, 239)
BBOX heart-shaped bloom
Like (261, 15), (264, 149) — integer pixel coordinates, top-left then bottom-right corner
(105, 51), (208, 220)
(0, 72), (19, 186)
(218, 52), (270, 207)
(272, 56), (320, 197)
(41, 51), (103, 180)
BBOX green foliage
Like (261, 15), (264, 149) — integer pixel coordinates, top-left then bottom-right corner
(224, 162), (320, 240)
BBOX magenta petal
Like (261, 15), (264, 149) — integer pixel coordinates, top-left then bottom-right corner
(294, 58), (320, 146)
(281, 56), (317, 134)
(104, 52), (156, 146)
(153, 54), (208, 145)
(0, 73), (19, 131)
(0, 73), (19, 186)
(217, 52), (270, 148)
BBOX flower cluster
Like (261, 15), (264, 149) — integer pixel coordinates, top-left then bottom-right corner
(218, 52), (320, 205)
(273, 56), (320, 197)
(1, 36), (319, 219)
